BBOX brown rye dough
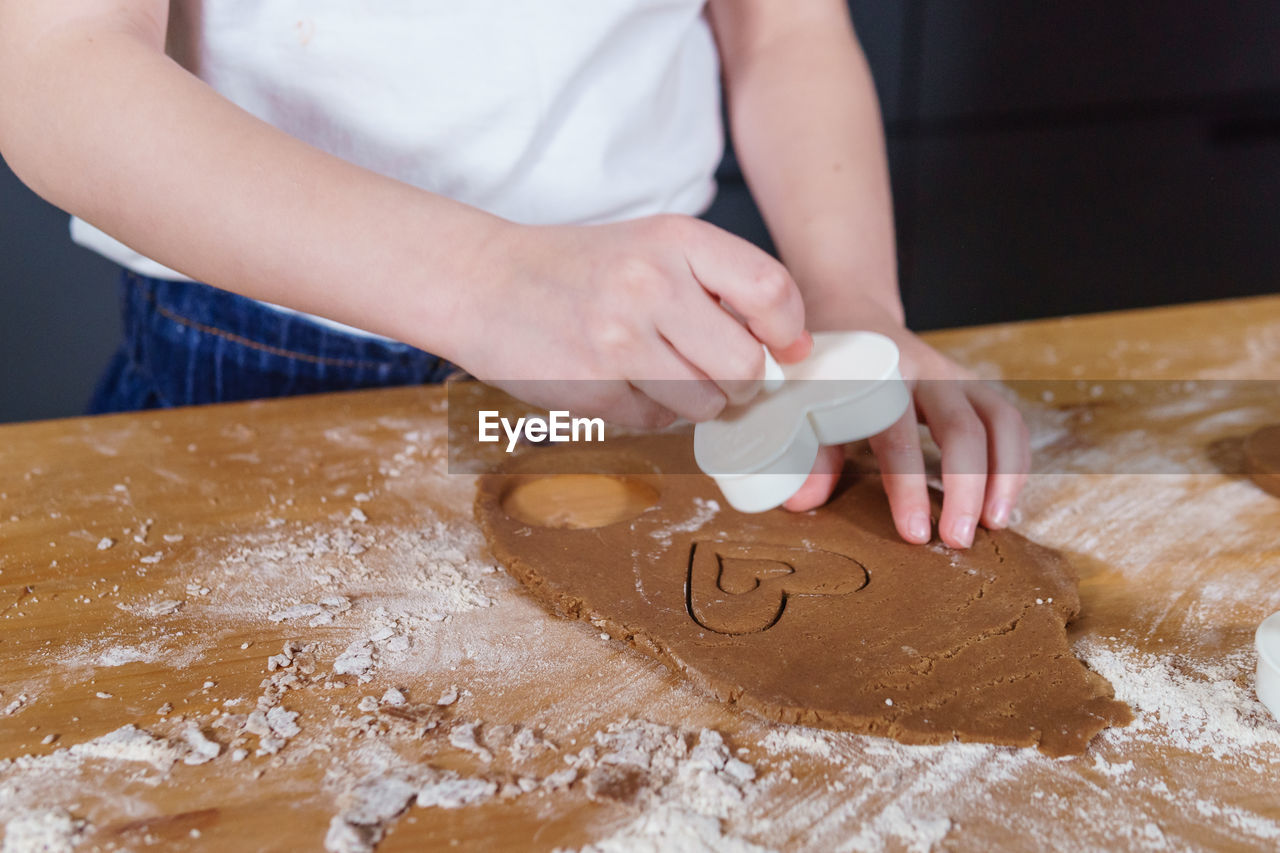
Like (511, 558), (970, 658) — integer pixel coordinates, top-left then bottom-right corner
(474, 434), (1132, 756)
(1244, 424), (1280, 498)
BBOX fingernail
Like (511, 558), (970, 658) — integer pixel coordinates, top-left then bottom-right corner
(989, 500), (1011, 528)
(908, 512), (931, 543)
(953, 515), (977, 548)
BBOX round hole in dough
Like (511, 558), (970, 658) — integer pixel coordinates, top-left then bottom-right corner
(501, 475), (659, 529)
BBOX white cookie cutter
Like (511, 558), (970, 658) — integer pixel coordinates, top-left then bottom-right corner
(1258, 611), (1280, 721)
(694, 331), (911, 513)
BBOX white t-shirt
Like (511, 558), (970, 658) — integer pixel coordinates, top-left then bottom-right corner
(72, 0), (724, 335)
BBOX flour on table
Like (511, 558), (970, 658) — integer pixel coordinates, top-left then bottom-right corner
(333, 641), (374, 678)
(1, 694), (34, 718)
(268, 603), (324, 623)
(95, 643), (165, 668)
(577, 804), (771, 853)
(560, 721), (760, 851)
(325, 774), (420, 853)
(67, 725), (183, 770)
(448, 721), (493, 763)
(53, 635), (211, 672)
(0, 809), (88, 853)
(180, 725), (222, 766)
(415, 772), (498, 809)
(324, 766), (503, 853)
(0, 726), (200, 846)
(266, 706), (301, 739)
(760, 729), (836, 762)
(1079, 640), (1280, 761)
(10, 378), (1280, 852)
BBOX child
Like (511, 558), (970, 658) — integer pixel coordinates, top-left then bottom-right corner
(0, 0), (1028, 548)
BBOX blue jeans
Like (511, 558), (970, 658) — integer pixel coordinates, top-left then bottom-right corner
(88, 271), (455, 414)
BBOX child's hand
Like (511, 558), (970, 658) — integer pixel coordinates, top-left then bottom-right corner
(782, 317), (1030, 550)
(454, 214), (809, 427)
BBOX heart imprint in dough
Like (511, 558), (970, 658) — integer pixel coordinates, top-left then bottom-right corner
(474, 432), (1132, 756)
(688, 541), (868, 635)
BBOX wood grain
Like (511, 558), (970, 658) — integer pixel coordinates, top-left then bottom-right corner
(2, 296), (1279, 851)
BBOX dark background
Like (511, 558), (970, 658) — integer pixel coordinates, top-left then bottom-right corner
(3, 0), (1279, 422)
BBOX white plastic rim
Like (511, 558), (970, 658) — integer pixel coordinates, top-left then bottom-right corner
(693, 331), (910, 513)
(1257, 611), (1280, 721)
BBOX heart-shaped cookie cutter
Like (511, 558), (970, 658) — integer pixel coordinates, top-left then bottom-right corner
(694, 331), (911, 513)
(1259, 611), (1280, 721)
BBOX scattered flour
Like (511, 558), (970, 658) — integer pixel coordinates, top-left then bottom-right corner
(51, 636), (212, 673)
(0, 726), (196, 848)
(333, 641), (374, 677)
(564, 721), (760, 847)
(415, 773), (498, 809)
(576, 804), (771, 853)
(648, 497), (720, 548)
(760, 729), (836, 762)
(1, 809), (88, 853)
(269, 603), (324, 623)
(1078, 640), (1280, 762)
(324, 767), (503, 853)
(65, 725), (183, 770)
(266, 706), (301, 739)
(96, 645), (160, 668)
(325, 775), (420, 853)
(10, 385), (1280, 852)
(448, 721), (493, 763)
(179, 725), (222, 766)
(839, 805), (952, 853)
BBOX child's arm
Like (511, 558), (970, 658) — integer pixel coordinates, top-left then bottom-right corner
(0, 0), (808, 427)
(710, 0), (1030, 548)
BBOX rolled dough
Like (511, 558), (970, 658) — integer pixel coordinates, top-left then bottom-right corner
(1244, 424), (1280, 498)
(474, 434), (1131, 756)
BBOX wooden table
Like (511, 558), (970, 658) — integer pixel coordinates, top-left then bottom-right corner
(2, 297), (1279, 851)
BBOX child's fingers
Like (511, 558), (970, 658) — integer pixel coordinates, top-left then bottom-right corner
(554, 380), (677, 430)
(967, 383), (1030, 529)
(681, 221), (807, 355)
(657, 297), (770, 406)
(782, 444), (844, 512)
(916, 381), (989, 549)
(867, 405), (932, 544)
(630, 342), (727, 423)
(980, 474), (1025, 530)
(607, 390), (678, 429)
(771, 330), (814, 365)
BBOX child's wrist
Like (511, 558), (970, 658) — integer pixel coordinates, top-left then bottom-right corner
(396, 214), (525, 366)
